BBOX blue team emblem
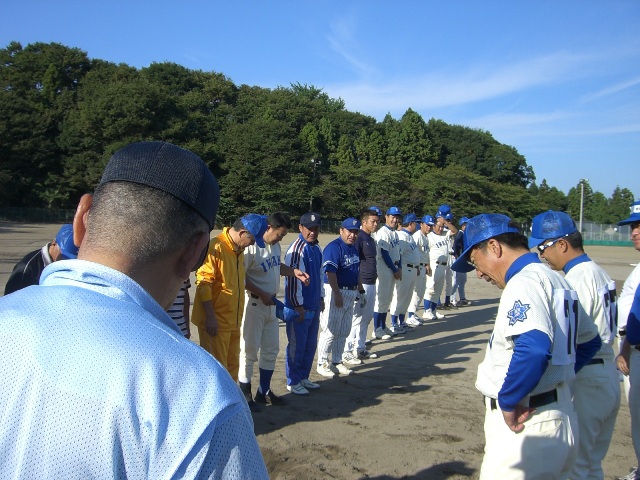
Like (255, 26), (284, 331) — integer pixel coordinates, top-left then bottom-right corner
(507, 300), (531, 326)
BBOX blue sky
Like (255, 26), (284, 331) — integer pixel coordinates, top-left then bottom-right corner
(4, 1), (639, 198)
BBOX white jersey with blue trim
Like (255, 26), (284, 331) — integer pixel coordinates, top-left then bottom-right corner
(565, 259), (617, 361)
(397, 229), (420, 265)
(244, 242), (281, 295)
(375, 225), (401, 270)
(619, 263), (640, 331)
(427, 230), (454, 263)
(476, 262), (577, 400)
(412, 230), (430, 264)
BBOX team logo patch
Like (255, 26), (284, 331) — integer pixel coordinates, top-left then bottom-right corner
(507, 300), (531, 326)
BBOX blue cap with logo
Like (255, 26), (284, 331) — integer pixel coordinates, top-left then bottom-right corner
(341, 217), (361, 230)
(368, 206), (383, 216)
(55, 224), (78, 259)
(421, 214), (435, 226)
(300, 212), (321, 228)
(451, 214), (521, 273)
(436, 204), (453, 220)
(386, 206), (402, 216)
(528, 211), (577, 249)
(459, 216), (469, 226)
(403, 213), (419, 224)
(241, 214), (268, 248)
(618, 200), (640, 226)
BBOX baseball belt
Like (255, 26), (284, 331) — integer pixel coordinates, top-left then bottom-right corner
(585, 358), (604, 365)
(406, 263), (417, 268)
(436, 261), (447, 266)
(250, 293), (260, 299)
(485, 389), (557, 410)
(339, 285), (358, 291)
(635, 345), (640, 352)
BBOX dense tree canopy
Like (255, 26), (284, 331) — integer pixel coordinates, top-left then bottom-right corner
(0, 41), (634, 225)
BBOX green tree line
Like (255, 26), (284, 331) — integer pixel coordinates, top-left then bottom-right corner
(0, 41), (634, 225)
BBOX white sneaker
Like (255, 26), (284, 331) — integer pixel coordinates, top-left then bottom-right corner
(406, 317), (421, 327)
(316, 362), (336, 377)
(383, 327), (397, 337)
(300, 378), (320, 389)
(286, 383), (309, 395)
(616, 467), (639, 480)
(433, 310), (445, 319)
(422, 309), (435, 320)
(375, 327), (391, 340)
(334, 363), (352, 375)
(342, 352), (363, 365)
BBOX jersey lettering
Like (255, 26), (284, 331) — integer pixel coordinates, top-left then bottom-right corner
(260, 255), (281, 273)
(551, 289), (578, 365)
(599, 280), (617, 343)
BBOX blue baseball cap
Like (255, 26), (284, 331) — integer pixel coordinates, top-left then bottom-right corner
(403, 213), (419, 224)
(421, 215), (435, 226)
(300, 212), (321, 228)
(341, 217), (361, 230)
(451, 214), (520, 273)
(459, 216), (469, 226)
(55, 224), (78, 259)
(368, 206), (383, 216)
(241, 214), (268, 248)
(528, 211), (577, 249)
(436, 204), (452, 219)
(618, 200), (640, 226)
(273, 297), (315, 323)
(386, 206), (402, 216)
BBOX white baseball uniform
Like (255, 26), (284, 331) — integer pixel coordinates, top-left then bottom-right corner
(374, 225), (401, 313)
(409, 229), (429, 315)
(619, 262), (640, 466)
(425, 230), (454, 303)
(564, 256), (620, 479)
(238, 242), (282, 384)
(390, 229), (420, 318)
(477, 257), (578, 479)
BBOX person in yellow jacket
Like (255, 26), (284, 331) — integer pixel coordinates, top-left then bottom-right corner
(193, 214), (268, 381)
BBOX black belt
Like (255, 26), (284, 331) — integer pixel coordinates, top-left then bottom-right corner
(586, 358), (604, 366)
(250, 293), (259, 299)
(420, 263), (427, 266)
(340, 285), (358, 291)
(635, 345), (640, 352)
(406, 263), (418, 268)
(485, 389), (557, 410)
(436, 261), (447, 266)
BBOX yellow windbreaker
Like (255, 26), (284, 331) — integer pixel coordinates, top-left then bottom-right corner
(191, 227), (245, 331)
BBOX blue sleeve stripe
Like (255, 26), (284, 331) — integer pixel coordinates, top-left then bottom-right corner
(380, 248), (396, 271)
(498, 330), (551, 411)
(575, 334), (602, 372)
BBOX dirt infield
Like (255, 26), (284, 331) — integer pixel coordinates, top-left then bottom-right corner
(1, 222), (637, 479)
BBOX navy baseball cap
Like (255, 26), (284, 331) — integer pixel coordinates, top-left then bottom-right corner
(100, 141), (220, 231)
(300, 212), (321, 228)
(386, 206), (402, 216)
(241, 214), (268, 248)
(452, 214), (520, 273)
(341, 217), (361, 230)
(55, 224), (78, 259)
(368, 206), (383, 216)
(618, 200), (640, 226)
(403, 213), (419, 224)
(459, 216), (469, 226)
(528, 211), (577, 249)
(421, 215), (435, 226)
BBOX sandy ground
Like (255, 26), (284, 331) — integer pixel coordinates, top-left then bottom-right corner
(1, 221), (637, 479)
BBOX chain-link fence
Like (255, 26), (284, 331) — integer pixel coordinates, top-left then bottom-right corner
(0, 207), (75, 223)
(581, 221), (633, 246)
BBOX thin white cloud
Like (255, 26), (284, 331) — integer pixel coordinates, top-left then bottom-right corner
(324, 49), (613, 117)
(327, 16), (376, 78)
(580, 76), (640, 103)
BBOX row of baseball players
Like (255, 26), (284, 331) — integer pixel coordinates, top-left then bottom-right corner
(190, 199), (640, 479)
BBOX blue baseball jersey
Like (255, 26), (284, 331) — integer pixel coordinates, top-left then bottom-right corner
(322, 237), (360, 288)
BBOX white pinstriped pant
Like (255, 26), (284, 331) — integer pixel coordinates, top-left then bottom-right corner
(317, 285), (358, 365)
(390, 264), (417, 317)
